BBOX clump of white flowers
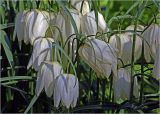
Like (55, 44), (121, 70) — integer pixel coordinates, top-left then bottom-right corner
(14, 0), (159, 110)
(14, 8), (80, 108)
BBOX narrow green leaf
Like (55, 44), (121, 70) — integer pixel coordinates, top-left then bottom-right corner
(152, 0), (160, 11)
(19, 0), (25, 11)
(24, 95), (38, 114)
(125, 1), (139, 15)
(0, 23), (15, 30)
(1, 81), (18, 85)
(0, 30), (14, 68)
(0, 76), (33, 82)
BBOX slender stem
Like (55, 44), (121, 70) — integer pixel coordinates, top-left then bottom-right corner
(109, 74), (113, 102)
(140, 33), (144, 103)
(96, 78), (99, 100)
(102, 79), (106, 104)
(130, 23), (137, 101)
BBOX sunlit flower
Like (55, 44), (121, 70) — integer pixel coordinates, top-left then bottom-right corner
(54, 74), (79, 108)
(74, 0), (90, 15)
(27, 38), (54, 71)
(109, 25), (144, 67)
(113, 68), (139, 101)
(25, 10), (50, 45)
(14, 10), (53, 47)
(81, 11), (107, 39)
(143, 24), (160, 80)
(13, 11), (28, 48)
(35, 61), (63, 97)
(153, 46), (160, 80)
(78, 38), (118, 78)
(70, 0), (84, 6)
(53, 9), (80, 60)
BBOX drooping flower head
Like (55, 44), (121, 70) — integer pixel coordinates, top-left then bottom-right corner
(113, 68), (139, 101)
(54, 74), (79, 108)
(27, 38), (54, 71)
(79, 38), (118, 78)
(81, 11), (107, 39)
(143, 24), (160, 80)
(36, 61), (63, 97)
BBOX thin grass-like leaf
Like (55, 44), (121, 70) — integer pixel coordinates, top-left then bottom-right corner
(24, 95), (38, 114)
(0, 30), (14, 68)
(0, 76), (33, 82)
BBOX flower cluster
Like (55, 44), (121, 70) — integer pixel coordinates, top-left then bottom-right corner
(14, 0), (160, 108)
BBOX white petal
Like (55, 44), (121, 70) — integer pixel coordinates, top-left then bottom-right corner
(43, 63), (54, 97)
(153, 46), (160, 80)
(54, 75), (63, 107)
(98, 12), (107, 31)
(32, 11), (49, 44)
(81, 11), (97, 38)
(27, 10), (38, 44)
(74, 0), (90, 15)
(35, 65), (45, 96)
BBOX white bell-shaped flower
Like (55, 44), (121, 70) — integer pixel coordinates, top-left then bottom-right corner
(153, 46), (160, 80)
(109, 26), (143, 67)
(54, 74), (79, 108)
(35, 61), (63, 97)
(74, 0), (90, 15)
(125, 25), (144, 36)
(53, 9), (80, 60)
(125, 25), (144, 63)
(143, 24), (160, 80)
(13, 11), (28, 48)
(27, 38), (54, 71)
(81, 11), (107, 39)
(14, 10), (53, 47)
(25, 10), (50, 45)
(113, 68), (139, 101)
(53, 9), (80, 41)
(143, 24), (160, 60)
(78, 38), (118, 78)
(70, 0), (84, 6)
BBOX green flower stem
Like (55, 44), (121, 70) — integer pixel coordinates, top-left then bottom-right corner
(130, 0), (146, 101)
(130, 22), (137, 101)
(109, 74), (113, 102)
(140, 29), (145, 104)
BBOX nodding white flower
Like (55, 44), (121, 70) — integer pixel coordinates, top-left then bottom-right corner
(78, 38), (118, 78)
(143, 24), (160, 80)
(113, 68), (139, 101)
(14, 10), (53, 47)
(13, 11), (28, 48)
(53, 9), (80, 60)
(109, 26), (143, 67)
(35, 61), (63, 97)
(70, 0), (84, 6)
(54, 74), (79, 108)
(27, 38), (54, 71)
(81, 11), (107, 39)
(143, 24), (160, 61)
(25, 10), (50, 45)
(125, 25), (144, 36)
(54, 9), (80, 41)
(74, 0), (90, 15)
(153, 46), (160, 80)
